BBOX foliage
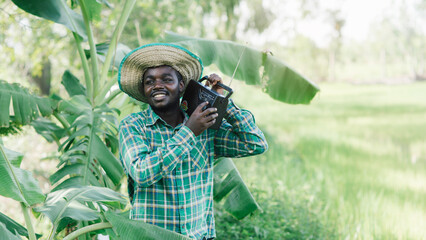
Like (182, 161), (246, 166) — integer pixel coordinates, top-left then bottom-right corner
(1, 0), (170, 238)
(214, 158), (261, 219)
(0, 212), (42, 239)
(163, 32), (319, 104)
(0, 143), (45, 206)
(0, 80), (55, 127)
(104, 211), (191, 240)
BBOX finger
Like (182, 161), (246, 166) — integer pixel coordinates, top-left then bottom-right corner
(208, 74), (222, 85)
(209, 73), (221, 81)
(206, 118), (216, 126)
(201, 107), (217, 117)
(207, 113), (219, 121)
(195, 102), (209, 112)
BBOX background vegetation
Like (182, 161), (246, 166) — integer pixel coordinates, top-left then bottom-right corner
(1, 0), (425, 239)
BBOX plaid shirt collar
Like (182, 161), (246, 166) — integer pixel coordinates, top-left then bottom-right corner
(145, 105), (189, 128)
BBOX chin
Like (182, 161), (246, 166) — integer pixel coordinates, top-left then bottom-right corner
(150, 100), (179, 112)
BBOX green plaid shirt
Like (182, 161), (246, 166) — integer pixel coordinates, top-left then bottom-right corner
(118, 100), (267, 240)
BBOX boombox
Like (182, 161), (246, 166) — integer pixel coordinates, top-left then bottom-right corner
(181, 76), (233, 129)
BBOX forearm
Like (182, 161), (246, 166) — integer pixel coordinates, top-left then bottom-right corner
(214, 100), (268, 157)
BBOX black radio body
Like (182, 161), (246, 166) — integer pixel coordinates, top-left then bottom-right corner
(181, 76), (233, 130)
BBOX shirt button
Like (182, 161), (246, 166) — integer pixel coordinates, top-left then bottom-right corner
(182, 225), (185, 228)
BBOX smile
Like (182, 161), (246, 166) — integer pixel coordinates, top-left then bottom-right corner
(151, 91), (168, 101)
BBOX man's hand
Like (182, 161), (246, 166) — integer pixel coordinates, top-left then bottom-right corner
(204, 73), (224, 96)
(185, 102), (218, 136)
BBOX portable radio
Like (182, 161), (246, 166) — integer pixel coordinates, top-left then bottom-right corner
(181, 76), (233, 129)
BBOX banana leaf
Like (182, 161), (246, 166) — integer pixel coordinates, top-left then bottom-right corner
(213, 158), (260, 219)
(54, 95), (123, 190)
(92, 134), (123, 185)
(84, 0), (102, 21)
(0, 212), (42, 239)
(62, 70), (87, 97)
(34, 186), (127, 230)
(0, 144), (45, 206)
(11, 0), (87, 40)
(0, 222), (21, 240)
(0, 80), (55, 127)
(162, 31), (320, 104)
(0, 120), (23, 136)
(104, 211), (191, 240)
(31, 118), (66, 144)
(2, 147), (23, 168)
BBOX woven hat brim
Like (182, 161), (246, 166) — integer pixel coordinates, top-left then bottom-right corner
(118, 44), (203, 102)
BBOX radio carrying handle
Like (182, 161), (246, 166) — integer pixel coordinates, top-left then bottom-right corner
(199, 76), (233, 99)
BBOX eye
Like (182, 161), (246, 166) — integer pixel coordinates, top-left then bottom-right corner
(145, 79), (154, 86)
(163, 78), (173, 83)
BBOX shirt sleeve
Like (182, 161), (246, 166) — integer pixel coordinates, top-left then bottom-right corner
(119, 118), (196, 187)
(213, 99), (268, 158)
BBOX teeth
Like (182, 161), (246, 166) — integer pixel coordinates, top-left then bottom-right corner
(153, 93), (166, 100)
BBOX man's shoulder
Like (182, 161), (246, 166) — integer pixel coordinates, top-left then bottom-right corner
(119, 110), (150, 127)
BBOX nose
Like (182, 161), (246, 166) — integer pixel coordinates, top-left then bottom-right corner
(153, 79), (164, 89)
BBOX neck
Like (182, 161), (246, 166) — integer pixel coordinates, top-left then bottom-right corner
(152, 104), (183, 128)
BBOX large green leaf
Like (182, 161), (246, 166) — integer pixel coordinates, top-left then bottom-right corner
(0, 80), (55, 127)
(0, 222), (21, 240)
(104, 211), (191, 240)
(0, 212), (42, 239)
(0, 144), (45, 206)
(62, 70), (87, 97)
(58, 95), (92, 116)
(2, 147), (23, 168)
(11, 0), (87, 40)
(31, 118), (66, 143)
(92, 134), (123, 185)
(34, 186), (127, 229)
(213, 158), (261, 220)
(54, 96), (123, 190)
(162, 31), (320, 104)
(83, 0), (102, 21)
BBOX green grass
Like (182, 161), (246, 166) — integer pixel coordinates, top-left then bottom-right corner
(215, 82), (426, 239)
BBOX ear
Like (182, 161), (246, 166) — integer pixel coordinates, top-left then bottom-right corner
(178, 79), (185, 93)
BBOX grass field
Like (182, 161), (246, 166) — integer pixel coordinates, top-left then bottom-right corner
(215, 81), (426, 239)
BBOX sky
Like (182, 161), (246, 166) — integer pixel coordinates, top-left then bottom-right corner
(238, 0), (425, 48)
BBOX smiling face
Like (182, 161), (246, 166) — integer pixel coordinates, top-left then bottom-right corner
(142, 65), (184, 112)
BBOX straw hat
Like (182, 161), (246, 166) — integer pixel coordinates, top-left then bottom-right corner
(118, 43), (203, 102)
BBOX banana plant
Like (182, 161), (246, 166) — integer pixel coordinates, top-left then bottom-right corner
(1, 132), (190, 239)
(2, 0), (190, 238)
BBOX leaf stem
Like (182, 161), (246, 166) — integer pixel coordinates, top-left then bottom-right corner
(96, 0), (136, 104)
(20, 202), (36, 240)
(79, 0), (99, 105)
(101, 89), (122, 105)
(63, 222), (112, 240)
(53, 112), (71, 135)
(73, 32), (93, 102)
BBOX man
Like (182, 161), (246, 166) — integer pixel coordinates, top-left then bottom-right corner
(118, 43), (267, 240)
